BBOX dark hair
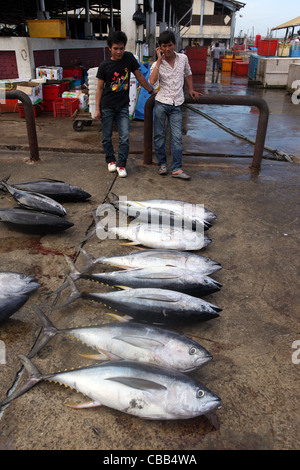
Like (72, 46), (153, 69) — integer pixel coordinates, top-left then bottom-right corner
(107, 31), (127, 47)
(158, 30), (176, 45)
(215, 42), (219, 47)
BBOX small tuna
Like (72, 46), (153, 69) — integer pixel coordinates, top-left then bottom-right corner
(11, 178), (91, 202)
(63, 254), (222, 297)
(97, 222), (211, 251)
(79, 248), (222, 274)
(0, 294), (30, 323)
(31, 305), (213, 372)
(0, 272), (40, 295)
(57, 279), (221, 325)
(0, 355), (221, 420)
(0, 208), (74, 232)
(0, 179), (67, 216)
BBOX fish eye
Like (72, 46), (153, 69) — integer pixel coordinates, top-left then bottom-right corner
(189, 347), (198, 355)
(196, 389), (205, 399)
(202, 305), (207, 311)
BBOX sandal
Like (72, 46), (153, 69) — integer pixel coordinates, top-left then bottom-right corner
(172, 170), (191, 180)
(158, 164), (168, 175)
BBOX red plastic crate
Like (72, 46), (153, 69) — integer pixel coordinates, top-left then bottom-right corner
(0, 99), (18, 113)
(17, 103), (42, 118)
(257, 39), (279, 57)
(63, 67), (84, 79)
(236, 62), (249, 76)
(53, 98), (79, 118)
(42, 84), (62, 101)
(185, 46), (208, 61)
(189, 60), (207, 75)
(232, 59), (243, 73)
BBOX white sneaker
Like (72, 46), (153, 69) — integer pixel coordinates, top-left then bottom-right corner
(108, 161), (117, 172)
(117, 167), (127, 178)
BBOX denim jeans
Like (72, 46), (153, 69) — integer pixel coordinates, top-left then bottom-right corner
(153, 101), (183, 172)
(101, 106), (130, 167)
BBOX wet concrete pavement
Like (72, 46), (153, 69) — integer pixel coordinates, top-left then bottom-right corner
(0, 69), (299, 451)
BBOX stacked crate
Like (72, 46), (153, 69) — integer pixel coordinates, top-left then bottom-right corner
(185, 47), (208, 75)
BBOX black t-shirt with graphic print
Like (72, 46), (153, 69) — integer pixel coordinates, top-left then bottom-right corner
(97, 51), (139, 110)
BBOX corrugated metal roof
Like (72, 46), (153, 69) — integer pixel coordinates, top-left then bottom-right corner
(0, 0), (193, 26)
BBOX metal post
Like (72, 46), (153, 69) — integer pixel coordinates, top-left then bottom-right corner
(5, 90), (40, 161)
(143, 94), (269, 172)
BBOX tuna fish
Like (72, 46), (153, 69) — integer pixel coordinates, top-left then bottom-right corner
(0, 355), (221, 420)
(0, 294), (29, 323)
(11, 178), (91, 202)
(57, 279), (221, 325)
(0, 272), (40, 323)
(0, 208), (74, 232)
(0, 179), (67, 216)
(0, 272), (40, 295)
(108, 192), (217, 225)
(31, 305), (212, 371)
(63, 254), (222, 297)
(79, 248), (222, 275)
(97, 221), (211, 251)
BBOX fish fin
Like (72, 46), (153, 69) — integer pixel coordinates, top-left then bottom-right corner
(106, 313), (131, 322)
(120, 241), (140, 246)
(105, 376), (167, 391)
(66, 400), (102, 409)
(28, 305), (58, 358)
(53, 275), (82, 309)
(80, 348), (121, 361)
(0, 355), (42, 409)
(135, 292), (178, 303)
(114, 335), (165, 350)
(114, 285), (132, 290)
(134, 271), (181, 280)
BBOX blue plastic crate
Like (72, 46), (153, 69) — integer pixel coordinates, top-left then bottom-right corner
(290, 49), (300, 57)
(248, 54), (260, 80)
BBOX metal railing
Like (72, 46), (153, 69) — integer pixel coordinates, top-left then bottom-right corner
(4, 90), (40, 161)
(143, 93), (270, 171)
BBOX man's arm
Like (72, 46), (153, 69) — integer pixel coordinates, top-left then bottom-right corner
(133, 69), (155, 94)
(94, 78), (104, 120)
(185, 74), (202, 100)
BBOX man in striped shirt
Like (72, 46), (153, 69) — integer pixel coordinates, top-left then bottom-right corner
(149, 30), (200, 180)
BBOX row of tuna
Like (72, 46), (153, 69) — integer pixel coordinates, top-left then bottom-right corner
(0, 187), (223, 421)
(0, 175), (91, 232)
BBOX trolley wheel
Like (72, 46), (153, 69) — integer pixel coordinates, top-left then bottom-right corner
(73, 120), (85, 131)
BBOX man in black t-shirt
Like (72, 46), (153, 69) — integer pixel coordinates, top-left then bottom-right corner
(95, 31), (155, 177)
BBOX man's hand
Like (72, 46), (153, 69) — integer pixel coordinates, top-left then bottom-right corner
(190, 90), (202, 101)
(94, 109), (101, 121)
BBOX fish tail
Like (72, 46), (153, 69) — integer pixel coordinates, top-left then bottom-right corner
(28, 305), (59, 358)
(53, 275), (82, 310)
(79, 247), (97, 270)
(109, 192), (119, 205)
(0, 355), (42, 409)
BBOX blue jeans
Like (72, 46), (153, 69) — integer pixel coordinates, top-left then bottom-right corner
(154, 101), (183, 172)
(101, 106), (129, 167)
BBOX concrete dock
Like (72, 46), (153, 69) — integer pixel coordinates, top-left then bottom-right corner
(0, 71), (299, 451)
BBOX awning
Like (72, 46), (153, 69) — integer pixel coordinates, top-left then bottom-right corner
(272, 16), (300, 30)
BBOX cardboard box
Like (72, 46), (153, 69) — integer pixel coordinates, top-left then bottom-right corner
(62, 91), (88, 109)
(36, 66), (63, 81)
(16, 81), (43, 105)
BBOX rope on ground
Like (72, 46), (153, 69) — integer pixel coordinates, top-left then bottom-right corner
(183, 104), (294, 164)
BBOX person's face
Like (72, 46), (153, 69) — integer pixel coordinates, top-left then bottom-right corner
(160, 41), (176, 58)
(109, 42), (125, 61)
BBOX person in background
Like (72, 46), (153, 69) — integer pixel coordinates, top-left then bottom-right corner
(212, 42), (221, 72)
(149, 30), (200, 180)
(95, 31), (155, 178)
